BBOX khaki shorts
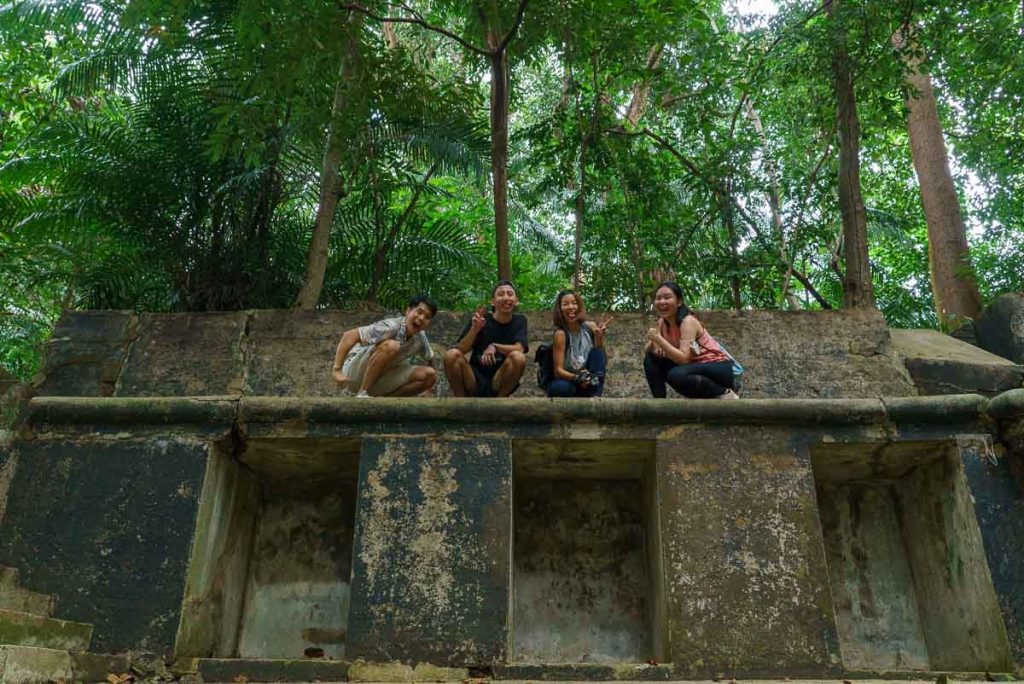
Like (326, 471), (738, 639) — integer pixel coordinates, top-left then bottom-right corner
(344, 345), (417, 396)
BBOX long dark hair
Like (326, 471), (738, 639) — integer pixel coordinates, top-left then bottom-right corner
(653, 281), (691, 325)
(552, 290), (587, 328)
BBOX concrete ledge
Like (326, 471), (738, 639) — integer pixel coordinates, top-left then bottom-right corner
(196, 657), (350, 682)
(26, 396), (239, 428)
(26, 394), (1001, 432)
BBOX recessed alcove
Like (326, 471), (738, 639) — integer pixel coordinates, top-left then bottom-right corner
(812, 440), (1012, 673)
(511, 439), (668, 664)
(176, 437), (360, 660)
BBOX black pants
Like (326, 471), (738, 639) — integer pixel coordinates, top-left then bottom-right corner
(644, 353), (734, 398)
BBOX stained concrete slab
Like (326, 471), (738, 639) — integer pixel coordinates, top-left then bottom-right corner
(0, 644), (73, 684)
(0, 437), (211, 653)
(33, 311), (134, 397)
(347, 436), (513, 665)
(237, 485), (357, 660)
(656, 427), (840, 677)
(513, 478), (653, 663)
(891, 329), (1024, 396)
(115, 312), (247, 396)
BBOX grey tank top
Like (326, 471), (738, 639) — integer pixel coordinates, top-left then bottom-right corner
(563, 325), (593, 372)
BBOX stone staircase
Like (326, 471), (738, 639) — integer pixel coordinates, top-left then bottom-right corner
(0, 566), (127, 683)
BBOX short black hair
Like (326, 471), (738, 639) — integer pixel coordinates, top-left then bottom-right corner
(407, 294), (438, 317)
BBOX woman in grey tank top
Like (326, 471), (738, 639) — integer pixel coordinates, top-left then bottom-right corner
(546, 290), (613, 398)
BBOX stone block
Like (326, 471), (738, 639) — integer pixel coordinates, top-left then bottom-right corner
(0, 588), (54, 617)
(115, 312), (247, 396)
(977, 293), (1024, 364)
(0, 437), (211, 654)
(347, 659), (468, 682)
(0, 645), (73, 684)
(891, 329), (1024, 396)
(0, 609), (92, 650)
(656, 427), (840, 676)
(34, 311), (134, 397)
(347, 436), (513, 665)
(0, 566), (19, 589)
(244, 309), (380, 396)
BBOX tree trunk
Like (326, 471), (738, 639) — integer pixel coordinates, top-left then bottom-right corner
(625, 44), (663, 127)
(898, 32), (983, 326)
(828, 0), (874, 308)
(294, 17), (362, 309)
(489, 45), (512, 281)
(573, 132), (586, 289)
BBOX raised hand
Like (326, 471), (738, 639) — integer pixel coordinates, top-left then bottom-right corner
(471, 305), (487, 332)
(594, 315), (613, 343)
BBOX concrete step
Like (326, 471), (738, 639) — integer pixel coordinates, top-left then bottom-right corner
(0, 644), (129, 684)
(0, 566), (19, 589)
(0, 588), (55, 618)
(0, 609), (92, 651)
(191, 657), (351, 682)
(0, 644), (72, 684)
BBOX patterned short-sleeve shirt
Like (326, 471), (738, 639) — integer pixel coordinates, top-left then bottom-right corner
(342, 317), (433, 374)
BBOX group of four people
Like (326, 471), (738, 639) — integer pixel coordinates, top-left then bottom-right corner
(331, 280), (740, 400)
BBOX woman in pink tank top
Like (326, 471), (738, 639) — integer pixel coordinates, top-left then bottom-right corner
(643, 281), (739, 399)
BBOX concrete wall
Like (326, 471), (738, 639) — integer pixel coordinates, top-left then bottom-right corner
(33, 309), (918, 400)
(3, 393), (1021, 678)
(815, 442), (1012, 672)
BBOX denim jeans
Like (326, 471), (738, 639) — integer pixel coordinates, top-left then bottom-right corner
(547, 347), (607, 398)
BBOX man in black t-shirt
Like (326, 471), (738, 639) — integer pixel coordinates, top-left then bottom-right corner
(444, 281), (529, 397)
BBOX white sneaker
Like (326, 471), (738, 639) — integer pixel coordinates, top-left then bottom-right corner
(355, 390), (371, 398)
(718, 389), (740, 400)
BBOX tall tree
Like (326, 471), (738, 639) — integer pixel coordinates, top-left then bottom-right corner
(295, 14), (365, 309)
(344, 0), (530, 281)
(894, 28), (983, 327)
(828, 0), (874, 308)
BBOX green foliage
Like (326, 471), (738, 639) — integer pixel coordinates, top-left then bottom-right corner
(2, 0), (1023, 380)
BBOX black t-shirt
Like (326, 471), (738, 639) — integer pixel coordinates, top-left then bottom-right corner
(457, 313), (529, 367)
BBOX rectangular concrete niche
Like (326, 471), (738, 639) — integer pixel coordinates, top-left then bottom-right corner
(812, 441), (1013, 673)
(177, 437), (360, 661)
(512, 439), (667, 664)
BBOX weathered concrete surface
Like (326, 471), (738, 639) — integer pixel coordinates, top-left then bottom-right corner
(0, 587), (55, 616)
(237, 485), (357, 660)
(0, 609), (92, 650)
(116, 312), (247, 396)
(890, 329), (1023, 396)
(514, 478), (653, 663)
(0, 437), (212, 653)
(656, 427), (840, 677)
(815, 441), (1013, 672)
(977, 293), (1024, 364)
(176, 444), (261, 658)
(33, 311), (134, 397)
(974, 390), (1024, 671)
(36, 308), (918, 400)
(347, 436), (512, 665)
(0, 644), (73, 684)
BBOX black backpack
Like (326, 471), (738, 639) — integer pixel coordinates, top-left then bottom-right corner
(535, 343), (555, 389)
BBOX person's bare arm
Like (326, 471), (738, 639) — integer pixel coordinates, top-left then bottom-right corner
(332, 329), (362, 384)
(646, 317), (700, 365)
(456, 307), (487, 355)
(552, 330), (575, 381)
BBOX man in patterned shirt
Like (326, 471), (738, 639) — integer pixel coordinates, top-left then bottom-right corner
(332, 294), (437, 397)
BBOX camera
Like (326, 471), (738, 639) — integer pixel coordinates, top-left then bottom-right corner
(574, 369), (601, 387)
